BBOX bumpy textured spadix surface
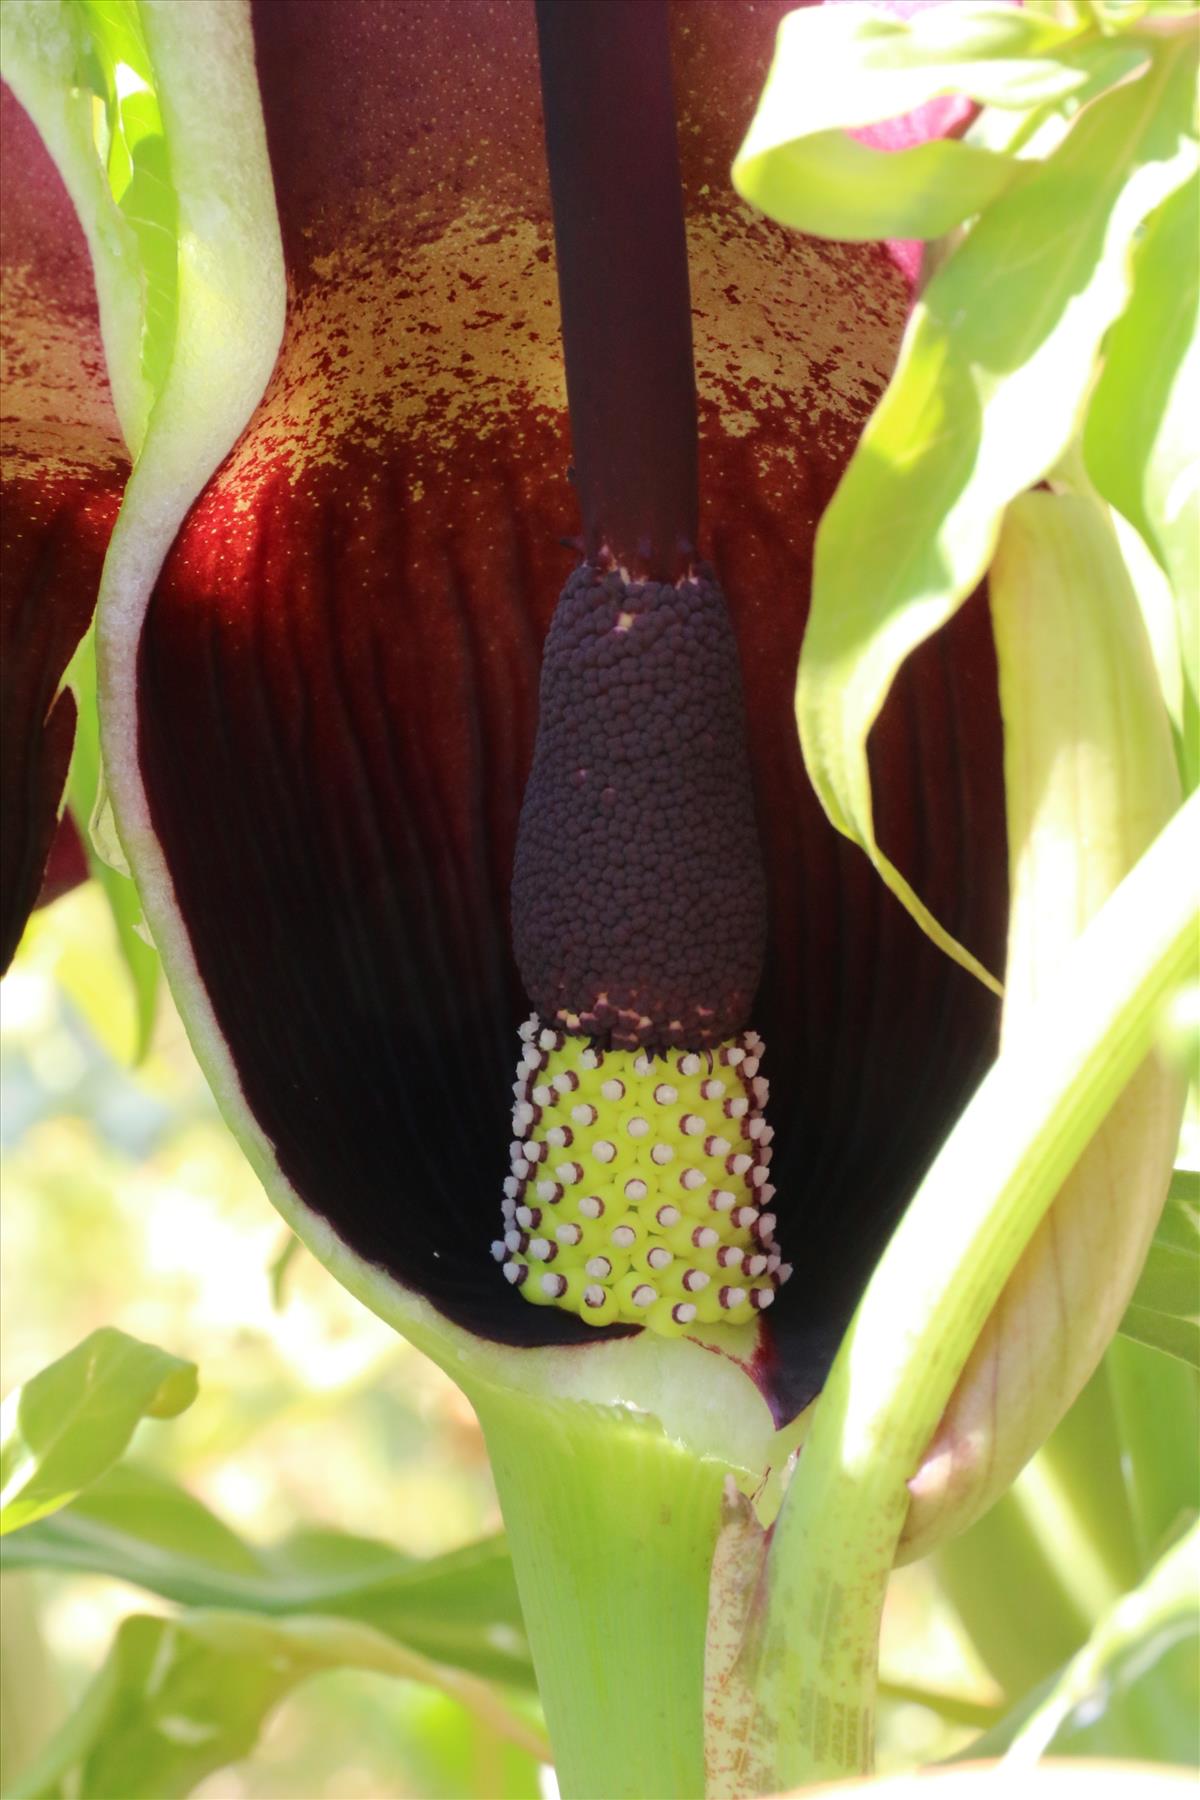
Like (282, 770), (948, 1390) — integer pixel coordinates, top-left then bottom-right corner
(497, 1015), (789, 1333)
(511, 564), (766, 1049)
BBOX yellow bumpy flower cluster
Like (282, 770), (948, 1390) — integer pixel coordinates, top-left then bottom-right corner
(494, 1016), (791, 1335)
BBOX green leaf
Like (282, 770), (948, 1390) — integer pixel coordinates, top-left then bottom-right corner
(935, 1486), (1097, 1697)
(66, 0), (179, 405)
(1085, 174), (1200, 789)
(1, 2), (143, 450)
(732, 3), (1153, 241)
(5, 1609), (549, 1800)
(0, 0), (181, 453)
(1089, 0), (1200, 31)
(1, 1462), (536, 1690)
(958, 1521), (1200, 1767)
(734, 792), (1198, 1789)
(795, 40), (1197, 984)
(1107, 1335), (1200, 1571)
(1119, 1181), (1200, 1368)
(0, 1330), (196, 1536)
(65, 630), (159, 1061)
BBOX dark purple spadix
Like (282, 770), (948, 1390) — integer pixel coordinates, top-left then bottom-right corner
(535, 0), (697, 573)
(517, 3), (767, 1048)
(511, 562), (767, 1049)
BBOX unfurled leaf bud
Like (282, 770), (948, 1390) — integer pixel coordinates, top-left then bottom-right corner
(902, 489), (1185, 1558)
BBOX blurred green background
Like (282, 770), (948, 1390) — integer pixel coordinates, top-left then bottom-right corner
(2, 883), (1182, 1798)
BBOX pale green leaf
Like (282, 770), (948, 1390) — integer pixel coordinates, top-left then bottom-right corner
(1119, 1305), (1200, 1369)
(5, 1609), (549, 1800)
(65, 630), (159, 1060)
(734, 126), (1018, 244)
(1115, 1180), (1200, 1360)
(735, 793), (1198, 1789)
(1085, 174), (1200, 787)
(1119, 1182), (1200, 1368)
(795, 41), (1197, 983)
(935, 1487), (1096, 1697)
(0, 1), (146, 450)
(732, 2), (1154, 241)
(1107, 1335), (1200, 1571)
(0, 1330), (196, 1536)
(67, 0), (179, 403)
(961, 1521), (1200, 1767)
(1089, 0), (1200, 30)
(2, 1461), (535, 1689)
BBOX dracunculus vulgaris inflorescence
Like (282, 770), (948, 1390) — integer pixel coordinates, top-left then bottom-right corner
(0, 1), (1184, 1794)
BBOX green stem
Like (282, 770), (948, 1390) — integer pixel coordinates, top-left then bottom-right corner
(736, 794), (1198, 1793)
(469, 1379), (726, 1800)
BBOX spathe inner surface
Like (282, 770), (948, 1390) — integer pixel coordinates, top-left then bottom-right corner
(134, 0), (1006, 1417)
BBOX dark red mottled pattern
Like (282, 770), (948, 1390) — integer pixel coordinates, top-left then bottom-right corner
(1, 86), (127, 970)
(137, 0), (1005, 1411)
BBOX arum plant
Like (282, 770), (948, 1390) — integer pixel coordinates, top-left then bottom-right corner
(1, 1), (1196, 1797)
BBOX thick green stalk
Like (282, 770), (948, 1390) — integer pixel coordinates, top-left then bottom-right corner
(727, 793), (1198, 1793)
(469, 1379), (726, 1800)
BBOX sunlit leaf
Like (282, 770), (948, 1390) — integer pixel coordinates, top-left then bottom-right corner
(958, 1521), (1200, 1767)
(0, 1329), (196, 1536)
(66, 0), (178, 403)
(5, 1609), (549, 1800)
(1107, 1335), (1200, 1572)
(731, 2), (1154, 240)
(2, 1461), (535, 1689)
(793, 39), (1197, 980)
(1085, 174), (1200, 789)
(1119, 1176), (1200, 1369)
(738, 791), (1198, 1788)
(65, 630), (159, 1060)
